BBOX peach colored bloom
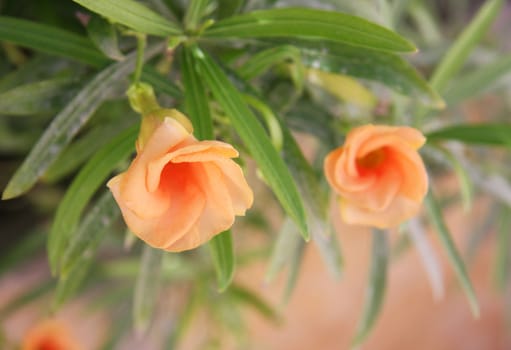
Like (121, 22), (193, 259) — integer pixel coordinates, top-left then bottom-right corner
(22, 319), (81, 350)
(324, 125), (428, 228)
(107, 111), (253, 252)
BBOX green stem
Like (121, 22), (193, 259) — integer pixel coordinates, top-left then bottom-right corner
(133, 34), (147, 84)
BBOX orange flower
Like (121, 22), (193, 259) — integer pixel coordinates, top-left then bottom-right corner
(324, 125), (428, 228)
(107, 110), (253, 252)
(22, 319), (81, 350)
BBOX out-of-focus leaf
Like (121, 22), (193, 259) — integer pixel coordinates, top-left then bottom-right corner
(87, 15), (124, 61)
(427, 123), (511, 147)
(229, 284), (278, 322)
(408, 218), (444, 300)
(238, 45), (301, 80)
(193, 46), (309, 239)
(0, 16), (108, 67)
(0, 280), (54, 320)
(495, 206), (511, 291)
(444, 54), (511, 105)
(204, 8), (416, 53)
(52, 257), (93, 311)
(429, 0), (504, 93)
(0, 230), (46, 277)
(0, 78), (76, 116)
(298, 41), (443, 107)
(48, 125), (138, 274)
(2, 45), (160, 200)
(181, 46), (214, 140)
(74, 0), (182, 37)
(133, 245), (164, 333)
(209, 231), (235, 292)
(60, 192), (120, 276)
(243, 94), (283, 151)
(352, 229), (388, 346)
(217, 0), (244, 19)
(165, 286), (200, 349)
(425, 191), (479, 317)
(184, 0), (211, 31)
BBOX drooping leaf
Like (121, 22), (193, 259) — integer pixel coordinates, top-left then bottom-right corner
(133, 245), (164, 333)
(209, 231), (235, 292)
(52, 257), (93, 312)
(204, 8), (416, 53)
(193, 46), (309, 239)
(229, 283), (279, 322)
(48, 125), (138, 274)
(74, 0), (182, 37)
(427, 123), (511, 147)
(352, 228), (389, 346)
(425, 191), (479, 317)
(238, 45), (301, 81)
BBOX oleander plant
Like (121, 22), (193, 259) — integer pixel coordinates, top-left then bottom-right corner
(1, 0), (511, 349)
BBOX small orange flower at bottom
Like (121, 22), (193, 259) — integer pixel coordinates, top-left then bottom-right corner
(22, 319), (82, 350)
(108, 111), (253, 252)
(324, 124), (428, 228)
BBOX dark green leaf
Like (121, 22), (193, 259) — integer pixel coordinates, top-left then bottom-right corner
(204, 8), (416, 53)
(48, 125), (138, 274)
(193, 46), (309, 239)
(87, 15), (125, 61)
(0, 230), (45, 277)
(209, 231), (235, 292)
(74, 0), (182, 36)
(352, 228), (388, 346)
(425, 191), (479, 317)
(426, 123), (511, 147)
(238, 45), (301, 80)
(141, 65), (182, 98)
(0, 16), (108, 67)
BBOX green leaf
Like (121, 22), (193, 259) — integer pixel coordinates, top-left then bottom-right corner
(60, 191), (120, 276)
(74, 0), (182, 37)
(87, 15), (125, 61)
(0, 16), (108, 67)
(238, 45), (301, 80)
(2, 45), (159, 200)
(52, 257), (93, 312)
(204, 8), (416, 53)
(0, 280), (54, 321)
(426, 123), (511, 147)
(48, 125), (138, 274)
(0, 78), (76, 116)
(181, 46), (214, 140)
(444, 54), (511, 105)
(425, 191), (480, 317)
(229, 284), (278, 322)
(0, 230), (46, 277)
(133, 245), (164, 333)
(209, 231), (235, 292)
(217, 0), (244, 19)
(429, 0), (504, 93)
(298, 41), (443, 107)
(184, 0), (211, 31)
(495, 206), (511, 291)
(141, 65), (182, 98)
(193, 46), (309, 239)
(352, 228), (388, 346)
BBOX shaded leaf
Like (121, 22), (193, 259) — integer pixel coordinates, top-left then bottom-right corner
(209, 231), (235, 292)
(427, 123), (511, 147)
(87, 15), (124, 61)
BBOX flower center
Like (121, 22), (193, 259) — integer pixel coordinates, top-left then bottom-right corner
(357, 148), (386, 170)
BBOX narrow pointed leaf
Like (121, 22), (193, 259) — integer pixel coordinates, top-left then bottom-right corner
(74, 0), (182, 37)
(204, 8), (416, 53)
(48, 125), (138, 274)
(0, 16), (108, 67)
(426, 123), (511, 147)
(52, 258), (93, 312)
(209, 231), (235, 292)
(429, 0), (504, 92)
(193, 46), (308, 239)
(494, 206), (511, 291)
(352, 228), (388, 346)
(425, 191), (479, 317)
(238, 45), (301, 80)
(133, 245), (164, 333)
(87, 15), (124, 61)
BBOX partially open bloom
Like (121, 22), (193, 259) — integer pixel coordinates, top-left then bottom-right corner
(108, 110), (253, 252)
(324, 125), (428, 228)
(22, 319), (81, 350)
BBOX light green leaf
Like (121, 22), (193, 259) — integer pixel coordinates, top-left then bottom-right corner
(87, 15), (125, 61)
(60, 191), (120, 276)
(444, 54), (511, 105)
(48, 125), (138, 274)
(352, 228), (388, 346)
(193, 46), (309, 239)
(133, 245), (164, 333)
(52, 257), (93, 312)
(181, 46), (214, 140)
(495, 206), (511, 291)
(429, 0), (504, 92)
(204, 8), (416, 53)
(298, 41), (443, 107)
(2, 45), (160, 200)
(0, 78), (76, 116)
(229, 284), (278, 322)
(238, 45), (301, 81)
(425, 191), (479, 317)
(209, 231), (235, 292)
(74, 0), (182, 37)
(0, 16), (108, 67)
(426, 123), (511, 147)
(184, 0), (212, 31)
